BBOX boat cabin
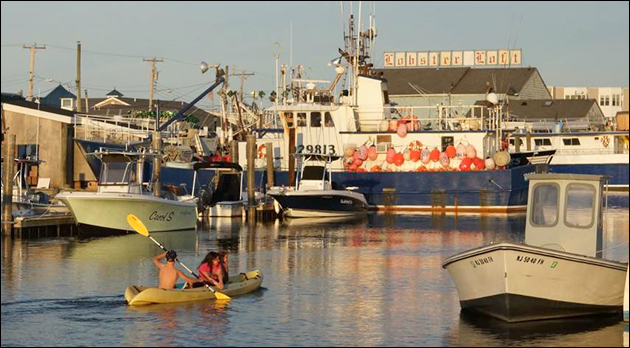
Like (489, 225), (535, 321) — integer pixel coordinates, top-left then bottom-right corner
(525, 173), (606, 258)
(95, 151), (156, 195)
(296, 154), (338, 191)
(192, 162), (244, 204)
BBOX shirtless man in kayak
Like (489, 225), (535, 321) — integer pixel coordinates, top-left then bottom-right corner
(153, 250), (199, 290)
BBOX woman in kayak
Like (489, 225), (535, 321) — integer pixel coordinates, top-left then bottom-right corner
(219, 251), (229, 284)
(196, 252), (225, 290)
(153, 250), (199, 290)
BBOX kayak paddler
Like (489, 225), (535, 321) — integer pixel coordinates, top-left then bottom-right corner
(153, 250), (199, 290)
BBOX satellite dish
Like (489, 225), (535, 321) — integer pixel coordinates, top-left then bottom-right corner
(486, 92), (499, 105)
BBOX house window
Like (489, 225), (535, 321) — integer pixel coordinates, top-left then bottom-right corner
(612, 95), (620, 107)
(61, 99), (73, 110)
(531, 184), (559, 227)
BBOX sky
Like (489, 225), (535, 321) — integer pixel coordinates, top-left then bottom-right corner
(1, 1), (628, 110)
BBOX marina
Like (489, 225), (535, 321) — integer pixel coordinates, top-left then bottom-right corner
(1, 1), (629, 347)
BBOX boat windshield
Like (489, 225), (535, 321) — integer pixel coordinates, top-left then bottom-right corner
(100, 161), (137, 186)
(302, 166), (329, 181)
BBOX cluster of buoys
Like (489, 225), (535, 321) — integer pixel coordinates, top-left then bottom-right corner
(343, 142), (511, 173)
(379, 116), (421, 138)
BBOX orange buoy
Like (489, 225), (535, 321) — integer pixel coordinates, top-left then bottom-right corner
(445, 145), (457, 158)
(459, 157), (473, 171)
(394, 153), (405, 166)
(430, 148), (440, 162)
(472, 157), (485, 171)
(410, 150), (421, 162)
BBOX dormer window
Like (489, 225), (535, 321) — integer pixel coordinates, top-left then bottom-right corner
(61, 98), (74, 110)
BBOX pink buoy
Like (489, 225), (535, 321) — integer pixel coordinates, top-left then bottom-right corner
(456, 144), (467, 160)
(386, 148), (396, 164)
(485, 157), (496, 170)
(368, 146), (378, 161)
(354, 159), (363, 167)
(389, 120), (398, 132)
(466, 144), (477, 159)
(397, 123), (408, 138)
(420, 148), (431, 164)
(358, 145), (369, 161)
(439, 152), (450, 167)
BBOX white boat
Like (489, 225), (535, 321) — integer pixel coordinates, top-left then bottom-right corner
(443, 173), (627, 322)
(192, 162), (248, 218)
(57, 150), (197, 235)
(267, 154), (369, 218)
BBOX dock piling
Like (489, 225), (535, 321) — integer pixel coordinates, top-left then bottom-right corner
(2, 134), (16, 237)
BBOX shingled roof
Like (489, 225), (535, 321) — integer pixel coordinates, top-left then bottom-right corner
(375, 67), (546, 97)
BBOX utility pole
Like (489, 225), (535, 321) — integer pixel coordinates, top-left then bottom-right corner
(231, 70), (255, 101)
(23, 43), (46, 102)
(143, 58), (163, 111)
(76, 41), (82, 112)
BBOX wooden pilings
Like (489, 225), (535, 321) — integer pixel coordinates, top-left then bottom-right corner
(2, 134), (16, 236)
(152, 132), (162, 198)
(246, 135), (256, 220)
(266, 142), (274, 189)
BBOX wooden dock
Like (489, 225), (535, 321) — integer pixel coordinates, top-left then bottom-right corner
(4, 214), (76, 239)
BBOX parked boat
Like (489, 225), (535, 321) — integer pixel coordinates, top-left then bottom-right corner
(57, 150), (197, 236)
(443, 173), (627, 322)
(124, 270), (263, 306)
(192, 162), (247, 218)
(268, 154), (368, 218)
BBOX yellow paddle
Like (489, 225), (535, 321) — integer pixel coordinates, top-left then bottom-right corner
(126, 214), (231, 301)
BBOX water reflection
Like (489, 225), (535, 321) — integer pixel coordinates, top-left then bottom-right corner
(451, 312), (626, 347)
(2, 211), (628, 346)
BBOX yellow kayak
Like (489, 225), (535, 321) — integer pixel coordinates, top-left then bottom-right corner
(125, 270), (263, 306)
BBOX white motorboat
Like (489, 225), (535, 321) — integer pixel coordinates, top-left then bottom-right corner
(57, 150), (197, 236)
(267, 154), (369, 218)
(192, 162), (248, 218)
(443, 173), (627, 322)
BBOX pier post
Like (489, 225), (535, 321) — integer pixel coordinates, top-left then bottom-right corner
(266, 142), (274, 189)
(288, 128), (296, 186)
(152, 132), (162, 198)
(515, 135), (521, 153)
(2, 134), (16, 236)
(246, 135), (256, 221)
(230, 140), (239, 164)
(526, 131), (532, 152)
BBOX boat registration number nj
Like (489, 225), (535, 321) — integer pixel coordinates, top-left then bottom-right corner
(297, 144), (337, 156)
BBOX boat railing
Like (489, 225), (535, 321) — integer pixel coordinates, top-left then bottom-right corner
(355, 104), (500, 132)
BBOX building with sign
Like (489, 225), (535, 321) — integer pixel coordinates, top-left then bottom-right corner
(374, 66), (552, 119)
(384, 49), (523, 68)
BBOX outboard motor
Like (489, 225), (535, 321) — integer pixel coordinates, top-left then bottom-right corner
(197, 185), (214, 213)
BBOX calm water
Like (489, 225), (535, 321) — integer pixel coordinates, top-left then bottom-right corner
(2, 203), (629, 346)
